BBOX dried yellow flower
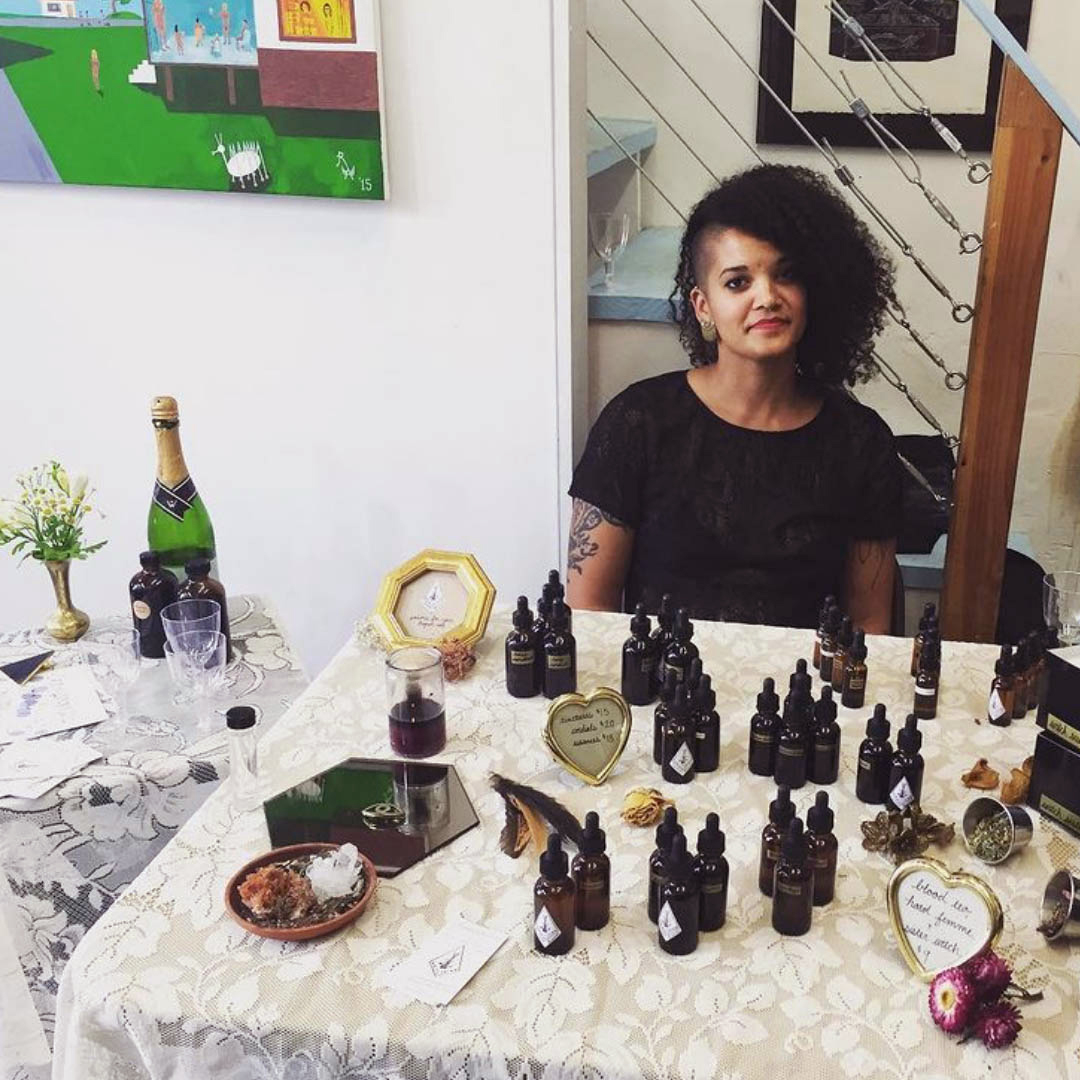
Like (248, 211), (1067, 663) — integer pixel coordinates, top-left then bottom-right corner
(621, 787), (674, 827)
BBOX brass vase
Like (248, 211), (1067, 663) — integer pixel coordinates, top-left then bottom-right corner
(43, 559), (90, 643)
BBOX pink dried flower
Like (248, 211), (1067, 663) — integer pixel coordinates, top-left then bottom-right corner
(971, 1001), (1022, 1049)
(962, 951), (1012, 1003)
(929, 967), (977, 1034)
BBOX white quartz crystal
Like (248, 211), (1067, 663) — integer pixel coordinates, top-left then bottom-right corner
(306, 843), (363, 902)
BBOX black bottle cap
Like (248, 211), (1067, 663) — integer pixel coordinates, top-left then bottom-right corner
(794, 658), (808, 681)
(549, 598), (569, 631)
(672, 681), (693, 718)
(655, 805), (680, 848)
(814, 685), (837, 724)
(658, 594), (674, 627)
(226, 705), (256, 730)
(665, 832), (694, 879)
(866, 702), (889, 739)
(849, 629), (867, 661)
(898, 713), (922, 753)
(185, 556), (211, 578)
(687, 657), (703, 694)
(580, 810), (606, 855)
(139, 550), (161, 570)
(838, 616), (854, 647)
(697, 812), (726, 856)
(674, 607), (693, 641)
(513, 596), (533, 630)
(807, 791), (834, 834)
(995, 644), (1014, 676)
(536, 594), (552, 619)
(542, 570), (564, 604)
(539, 832), (568, 878)
(630, 602), (651, 638)
(696, 673), (715, 711)
(820, 594), (837, 620)
(769, 785), (795, 826)
(758, 676), (780, 714)
(781, 818), (808, 863)
(919, 602), (937, 630)
(825, 604), (842, 633)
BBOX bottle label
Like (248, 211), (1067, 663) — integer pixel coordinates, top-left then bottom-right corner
(810, 856), (829, 870)
(813, 742), (833, 753)
(665, 662), (685, 682)
(534, 905), (561, 947)
(890, 776), (915, 810)
(509, 650), (534, 665)
(701, 881), (727, 894)
(580, 876), (606, 892)
(152, 476), (197, 523)
(132, 600), (152, 621)
(858, 758), (872, 771)
(547, 654), (572, 671)
(642, 656), (657, 674)
(778, 744), (803, 758)
(821, 648), (835, 659)
(657, 901), (682, 941)
(915, 686), (936, 697)
(668, 742), (695, 776)
(847, 672), (866, 691)
(751, 732), (775, 745)
(988, 689), (1008, 720)
(777, 881), (805, 898)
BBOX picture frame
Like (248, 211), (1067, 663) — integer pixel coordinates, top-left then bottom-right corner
(372, 549), (495, 650)
(756, 0), (1033, 151)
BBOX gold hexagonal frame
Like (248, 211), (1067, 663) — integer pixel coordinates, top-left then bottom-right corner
(372, 549), (495, 650)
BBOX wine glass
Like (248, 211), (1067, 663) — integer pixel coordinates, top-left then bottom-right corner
(589, 211), (630, 290)
(161, 599), (221, 651)
(1043, 572), (1080, 646)
(80, 628), (141, 713)
(164, 629), (228, 729)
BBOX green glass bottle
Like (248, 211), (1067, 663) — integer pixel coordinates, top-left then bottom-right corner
(147, 396), (217, 582)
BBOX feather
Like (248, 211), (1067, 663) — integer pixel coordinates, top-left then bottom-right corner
(509, 795), (548, 856)
(498, 797), (528, 857)
(489, 773), (583, 851)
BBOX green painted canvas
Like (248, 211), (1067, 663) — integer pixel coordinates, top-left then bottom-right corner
(0, 0), (385, 198)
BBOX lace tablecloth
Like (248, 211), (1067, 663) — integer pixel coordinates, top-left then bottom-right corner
(0, 596), (308, 1080)
(52, 611), (1080, 1080)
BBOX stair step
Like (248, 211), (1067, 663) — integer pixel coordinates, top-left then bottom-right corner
(587, 117), (657, 179)
(588, 226), (681, 322)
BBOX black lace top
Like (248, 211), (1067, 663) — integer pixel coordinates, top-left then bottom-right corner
(569, 371), (902, 628)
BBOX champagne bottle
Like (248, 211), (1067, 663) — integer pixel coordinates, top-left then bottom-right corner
(148, 396), (216, 581)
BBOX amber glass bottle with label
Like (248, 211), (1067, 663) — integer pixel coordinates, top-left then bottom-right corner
(813, 594), (837, 670)
(913, 635), (940, 720)
(748, 677), (780, 776)
(831, 616), (854, 693)
(534, 834), (575, 956)
(573, 811), (610, 931)
(841, 630), (868, 709)
(808, 685), (840, 785)
(177, 556), (232, 662)
(542, 600), (576, 700)
(693, 674), (720, 773)
(887, 714), (924, 810)
(506, 596), (539, 698)
(856, 704), (892, 804)
(661, 684), (696, 785)
(759, 786), (794, 897)
(806, 792), (837, 907)
(129, 551), (178, 659)
(663, 608), (699, 685)
(648, 806), (681, 923)
(658, 833), (700, 956)
(987, 645), (1015, 727)
(694, 813), (728, 931)
(653, 668), (678, 765)
(911, 602), (937, 677)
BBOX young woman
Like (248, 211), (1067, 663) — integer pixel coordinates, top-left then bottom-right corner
(567, 164), (901, 633)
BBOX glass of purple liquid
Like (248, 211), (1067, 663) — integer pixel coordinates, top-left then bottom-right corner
(385, 647), (446, 759)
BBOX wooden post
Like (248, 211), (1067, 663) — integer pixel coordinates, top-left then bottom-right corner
(940, 59), (1062, 643)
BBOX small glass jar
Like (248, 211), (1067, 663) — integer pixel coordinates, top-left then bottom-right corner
(385, 647), (446, 758)
(226, 705), (260, 811)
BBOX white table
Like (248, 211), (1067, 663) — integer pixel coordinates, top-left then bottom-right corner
(52, 611), (1080, 1079)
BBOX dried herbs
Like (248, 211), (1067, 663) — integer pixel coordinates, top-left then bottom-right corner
(969, 811), (1012, 862)
(861, 802), (954, 864)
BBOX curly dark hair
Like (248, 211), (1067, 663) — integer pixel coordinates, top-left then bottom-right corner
(669, 164), (896, 386)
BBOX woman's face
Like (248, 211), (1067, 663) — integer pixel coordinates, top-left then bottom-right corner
(690, 228), (807, 365)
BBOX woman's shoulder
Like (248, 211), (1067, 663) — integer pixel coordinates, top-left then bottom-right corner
(821, 387), (896, 445)
(597, 370), (690, 421)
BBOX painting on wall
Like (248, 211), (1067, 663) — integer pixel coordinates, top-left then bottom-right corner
(0, 0), (385, 198)
(757, 0), (1032, 151)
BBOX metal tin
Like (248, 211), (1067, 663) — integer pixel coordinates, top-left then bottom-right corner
(962, 796), (1033, 864)
(1039, 869), (1080, 941)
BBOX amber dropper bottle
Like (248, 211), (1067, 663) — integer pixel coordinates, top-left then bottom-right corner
(653, 668), (678, 765)
(813, 594), (837, 670)
(819, 605), (842, 683)
(808, 685), (840, 785)
(648, 806), (682, 923)
(621, 602), (655, 706)
(856, 704), (893, 804)
(772, 819), (814, 936)
(663, 608), (699, 685)
(661, 683), (697, 785)
(988, 645), (1016, 727)
(759, 786), (794, 897)
(694, 812), (728, 931)
(658, 833), (700, 956)
(542, 599), (576, 700)
(911, 602), (937, 677)
(686, 656), (703, 701)
(573, 811), (610, 931)
(841, 630), (868, 709)
(543, 569), (572, 634)
(913, 634), (940, 720)
(887, 713), (924, 811)
(831, 616), (854, 693)
(534, 833), (575, 956)
(1011, 637), (1029, 720)
(748, 677), (780, 776)
(505, 596), (540, 698)
(693, 674), (720, 773)
(806, 792), (837, 907)
(773, 686), (808, 790)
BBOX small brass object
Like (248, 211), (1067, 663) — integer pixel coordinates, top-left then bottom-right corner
(544, 687), (631, 786)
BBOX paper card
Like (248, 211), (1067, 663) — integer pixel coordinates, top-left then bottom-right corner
(390, 919), (507, 1006)
(0, 667), (108, 744)
(0, 740), (101, 800)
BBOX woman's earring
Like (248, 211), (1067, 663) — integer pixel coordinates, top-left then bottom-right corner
(700, 320), (717, 343)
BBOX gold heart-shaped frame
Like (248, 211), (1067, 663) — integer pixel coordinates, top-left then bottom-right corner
(544, 687), (632, 786)
(886, 857), (1004, 981)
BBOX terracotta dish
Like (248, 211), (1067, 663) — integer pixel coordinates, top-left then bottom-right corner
(225, 843), (377, 941)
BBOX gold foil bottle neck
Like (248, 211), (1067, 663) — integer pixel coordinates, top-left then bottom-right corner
(151, 396), (179, 422)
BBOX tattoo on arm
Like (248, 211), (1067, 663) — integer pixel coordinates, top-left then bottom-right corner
(851, 539), (890, 589)
(568, 499), (627, 575)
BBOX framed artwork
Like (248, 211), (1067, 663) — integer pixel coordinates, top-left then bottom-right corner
(757, 0), (1033, 151)
(372, 550), (496, 651)
(0, 0), (386, 198)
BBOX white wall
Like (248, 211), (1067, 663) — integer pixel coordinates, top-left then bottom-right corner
(585, 0), (1080, 574)
(0, 0), (568, 674)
